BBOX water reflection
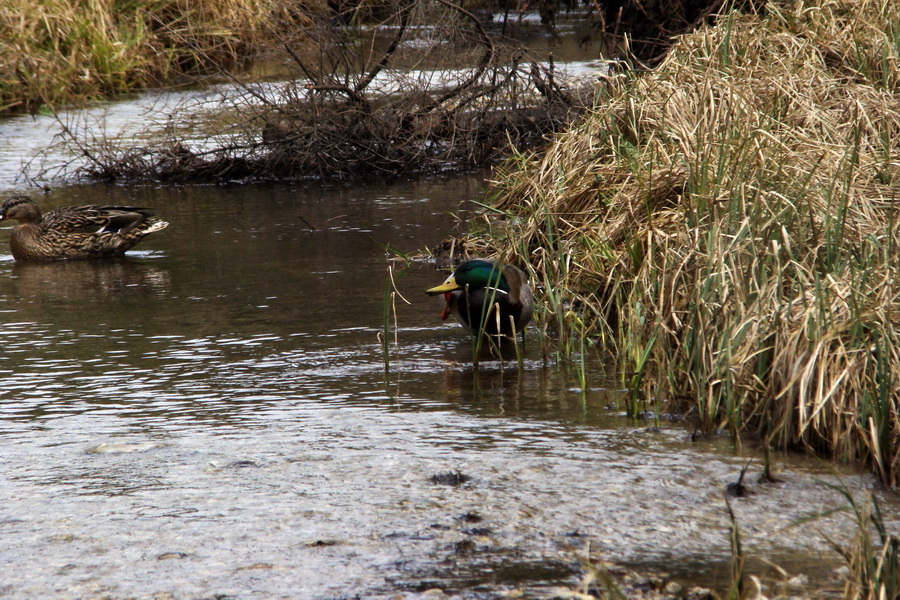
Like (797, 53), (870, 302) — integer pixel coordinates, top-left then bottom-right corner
(10, 256), (170, 304)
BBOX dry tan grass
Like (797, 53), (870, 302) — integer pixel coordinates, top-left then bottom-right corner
(480, 0), (900, 485)
(0, 0), (314, 113)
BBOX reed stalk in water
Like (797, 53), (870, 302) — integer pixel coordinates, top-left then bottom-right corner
(725, 498), (745, 600)
(820, 481), (900, 600)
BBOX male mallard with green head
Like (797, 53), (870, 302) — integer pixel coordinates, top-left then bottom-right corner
(0, 196), (168, 261)
(426, 259), (533, 338)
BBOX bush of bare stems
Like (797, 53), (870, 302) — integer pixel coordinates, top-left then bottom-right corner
(62, 0), (593, 181)
(480, 0), (900, 486)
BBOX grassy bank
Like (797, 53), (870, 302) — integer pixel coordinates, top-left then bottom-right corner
(478, 0), (900, 485)
(0, 0), (311, 114)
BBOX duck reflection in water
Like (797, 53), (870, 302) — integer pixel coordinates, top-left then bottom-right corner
(10, 258), (170, 303)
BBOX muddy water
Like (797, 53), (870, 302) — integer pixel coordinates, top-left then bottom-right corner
(0, 176), (892, 600)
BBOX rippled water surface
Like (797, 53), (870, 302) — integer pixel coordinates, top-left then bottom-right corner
(0, 142), (897, 599)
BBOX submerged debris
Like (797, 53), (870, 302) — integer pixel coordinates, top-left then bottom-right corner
(429, 471), (472, 486)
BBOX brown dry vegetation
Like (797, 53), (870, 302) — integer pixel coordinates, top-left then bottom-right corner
(476, 0), (900, 487)
(58, 0), (596, 181)
(592, 0), (730, 63)
(10, 0), (731, 179)
(0, 0), (729, 116)
(0, 0), (316, 114)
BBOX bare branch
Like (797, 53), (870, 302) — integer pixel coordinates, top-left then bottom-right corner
(421, 0), (495, 113)
(354, 0), (415, 95)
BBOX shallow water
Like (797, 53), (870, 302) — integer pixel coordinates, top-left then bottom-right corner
(0, 176), (893, 600)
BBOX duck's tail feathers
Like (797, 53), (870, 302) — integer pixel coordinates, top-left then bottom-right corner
(144, 220), (169, 234)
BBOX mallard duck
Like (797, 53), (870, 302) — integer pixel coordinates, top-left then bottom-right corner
(426, 259), (533, 338)
(0, 196), (168, 261)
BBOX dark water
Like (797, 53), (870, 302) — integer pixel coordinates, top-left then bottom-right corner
(0, 176), (893, 599)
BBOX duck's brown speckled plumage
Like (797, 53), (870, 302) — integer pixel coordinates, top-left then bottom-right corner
(0, 196), (168, 261)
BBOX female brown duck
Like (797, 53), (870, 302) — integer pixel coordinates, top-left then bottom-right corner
(0, 196), (168, 261)
(426, 259), (533, 338)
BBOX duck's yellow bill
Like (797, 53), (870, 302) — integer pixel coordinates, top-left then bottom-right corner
(426, 276), (459, 295)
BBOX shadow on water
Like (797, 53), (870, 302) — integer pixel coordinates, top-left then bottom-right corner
(0, 176), (894, 600)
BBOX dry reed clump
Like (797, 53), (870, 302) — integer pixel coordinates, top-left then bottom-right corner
(0, 0), (312, 113)
(481, 0), (900, 485)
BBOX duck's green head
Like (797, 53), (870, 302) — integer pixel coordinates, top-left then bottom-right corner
(426, 259), (508, 295)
